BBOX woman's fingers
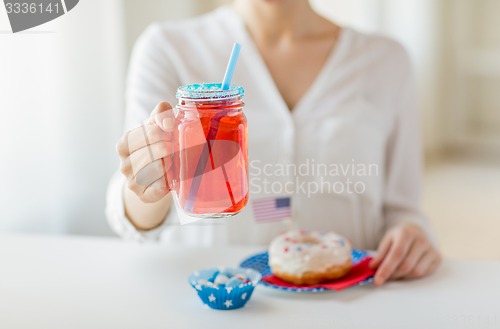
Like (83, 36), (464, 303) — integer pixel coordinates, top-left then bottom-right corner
(409, 250), (440, 278)
(119, 143), (172, 176)
(391, 238), (427, 279)
(122, 156), (172, 202)
(117, 124), (172, 160)
(372, 222), (442, 284)
(135, 158), (171, 189)
(149, 102), (174, 131)
(374, 231), (415, 286)
(370, 236), (392, 269)
(129, 141), (172, 176)
(142, 176), (170, 202)
(116, 133), (130, 158)
(426, 257), (442, 276)
(127, 125), (173, 155)
(115, 102), (177, 204)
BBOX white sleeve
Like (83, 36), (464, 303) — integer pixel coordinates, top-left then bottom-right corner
(382, 50), (436, 244)
(105, 171), (165, 242)
(105, 23), (181, 241)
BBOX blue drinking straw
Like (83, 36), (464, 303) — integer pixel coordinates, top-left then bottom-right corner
(184, 43), (242, 213)
(221, 43), (241, 90)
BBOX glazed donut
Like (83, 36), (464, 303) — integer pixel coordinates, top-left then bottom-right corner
(269, 230), (352, 285)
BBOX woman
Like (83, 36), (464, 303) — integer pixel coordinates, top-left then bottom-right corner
(107, 0), (441, 285)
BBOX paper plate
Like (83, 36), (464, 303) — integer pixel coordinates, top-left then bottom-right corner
(239, 249), (373, 292)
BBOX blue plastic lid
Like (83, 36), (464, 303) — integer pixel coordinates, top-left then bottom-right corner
(176, 83), (244, 100)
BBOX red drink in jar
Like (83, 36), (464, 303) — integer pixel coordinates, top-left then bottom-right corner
(172, 83), (248, 218)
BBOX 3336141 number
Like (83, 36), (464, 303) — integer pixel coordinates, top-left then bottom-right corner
(5, 2), (60, 14)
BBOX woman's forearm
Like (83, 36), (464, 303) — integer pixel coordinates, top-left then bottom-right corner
(123, 185), (172, 230)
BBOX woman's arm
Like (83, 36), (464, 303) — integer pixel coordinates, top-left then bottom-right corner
(369, 46), (441, 284)
(123, 183), (172, 230)
(106, 170), (171, 241)
(117, 102), (175, 230)
(106, 23), (180, 239)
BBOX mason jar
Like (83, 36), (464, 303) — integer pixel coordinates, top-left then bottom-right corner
(172, 83), (248, 218)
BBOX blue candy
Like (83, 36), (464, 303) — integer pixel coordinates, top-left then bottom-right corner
(214, 274), (229, 285)
(226, 277), (245, 288)
(208, 271), (220, 283)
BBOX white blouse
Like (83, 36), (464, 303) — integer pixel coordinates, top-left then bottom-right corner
(106, 6), (433, 250)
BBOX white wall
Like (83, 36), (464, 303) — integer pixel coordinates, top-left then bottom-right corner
(122, 0), (230, 59)
(442, 0), (500, 151)
(0, 0), (125, 235)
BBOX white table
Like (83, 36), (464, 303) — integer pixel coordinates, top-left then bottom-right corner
(0, 234), (499, 329)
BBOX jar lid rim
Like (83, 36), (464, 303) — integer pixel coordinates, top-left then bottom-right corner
(176, 83), (244, 100)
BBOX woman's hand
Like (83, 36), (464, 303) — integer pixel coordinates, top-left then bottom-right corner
(116, 102), (175, 203)
(370, 222), (442, 285)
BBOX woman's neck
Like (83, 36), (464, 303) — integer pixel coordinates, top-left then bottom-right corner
(233, 0), (326, 45)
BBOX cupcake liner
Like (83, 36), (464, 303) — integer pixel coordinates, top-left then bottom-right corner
(189, 267), (261, 310)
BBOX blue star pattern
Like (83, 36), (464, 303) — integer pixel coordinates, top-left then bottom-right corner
(239, 249), (374, 293)
(188, 267), (261, 310)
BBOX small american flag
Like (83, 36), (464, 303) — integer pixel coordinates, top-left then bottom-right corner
(252, 197), (291, 222)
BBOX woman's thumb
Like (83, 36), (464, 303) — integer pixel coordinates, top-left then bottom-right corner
(149, 102), (174, 131)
